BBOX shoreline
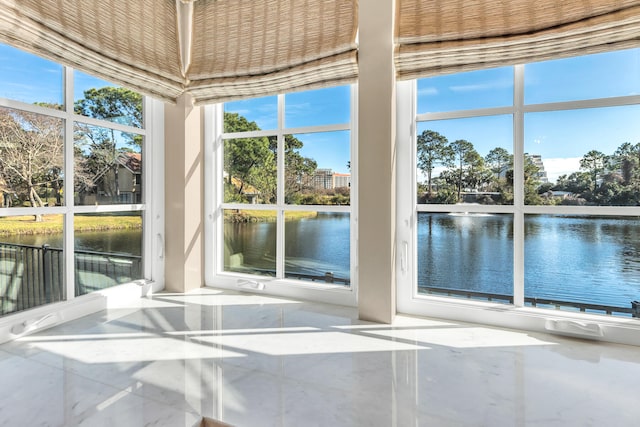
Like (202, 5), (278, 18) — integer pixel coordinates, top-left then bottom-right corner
(0, 215), (142, 236)
(224, 210), (317, 223)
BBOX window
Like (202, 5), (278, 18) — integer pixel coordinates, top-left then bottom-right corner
(399, 48), (640, 321)
(0, 45), (157, 316)
(208, 86), (356, 304)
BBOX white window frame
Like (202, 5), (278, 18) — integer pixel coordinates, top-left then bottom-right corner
(205, 86), (358, 307)
(397, 63), (640, 346)
(0, 63), (164, 342)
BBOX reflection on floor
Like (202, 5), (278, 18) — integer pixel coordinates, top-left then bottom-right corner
(1, 287), (639, 426)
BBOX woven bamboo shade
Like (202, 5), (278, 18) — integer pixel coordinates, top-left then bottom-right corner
(1, 1), (639, 103)
(396, 0), (640, 80)
(0, 0), (358, 104)
(188, 0), (358, 104)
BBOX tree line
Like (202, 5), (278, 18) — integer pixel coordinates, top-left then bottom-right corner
(224, 113), (350, 205)
(0, 87), (142, 218)
(417, 129), (640, 206)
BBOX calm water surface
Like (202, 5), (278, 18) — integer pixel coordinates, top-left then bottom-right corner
(5, 214), (638, 309)
(0, 229), (142, 255)
(418, 213), (640, 308)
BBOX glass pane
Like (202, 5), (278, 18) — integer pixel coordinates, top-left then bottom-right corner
(525, 215), (640, 317)
(0, 107), (64, 207)
(417, 67), (513, 114)
(525, 105), (640, 206)
(417, 213), (513, 303)
(224, 209), (276, 277)
(525, 48), (640, 104)
(285, 85), (350, 128)
(224, 96), (277, 132)
(0, 214), (65, 315)
(417, 115), (513, 205)
(74, 123), (143, 205)
(223, 137), (276, 204)
(0, 43), (63, 108)
(285, 211), (350, 285)
(74, 71), (143, 128)
(75, 212), (143, 296)
(285, 131), (350, 205)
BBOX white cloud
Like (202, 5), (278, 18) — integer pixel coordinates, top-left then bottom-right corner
(449, 79), (512, 93)
(417, 86), (438, 97)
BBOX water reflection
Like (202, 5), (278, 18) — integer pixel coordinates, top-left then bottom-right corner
(418, 213), (514, 298)
(417, 213), (640, 309)
(224, 212), (350, 284)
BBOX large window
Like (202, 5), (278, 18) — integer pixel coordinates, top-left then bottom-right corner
(0, 44), (153, 316)
(400, 48), (640, 320)
(210, 86), (355, 302)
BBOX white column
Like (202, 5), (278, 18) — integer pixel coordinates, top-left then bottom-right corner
(164, 93), (204, 292)
(358, 0), (396, 323)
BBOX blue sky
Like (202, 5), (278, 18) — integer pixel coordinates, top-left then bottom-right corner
(417, 49), (640, 182)
(224, 85), (352, 174)
(0, 44), (117, 107)
(2, 43), (638, 182)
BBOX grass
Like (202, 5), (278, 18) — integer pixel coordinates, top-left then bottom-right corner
(0, 214), (142, 236)
(224, 209), (317, 222)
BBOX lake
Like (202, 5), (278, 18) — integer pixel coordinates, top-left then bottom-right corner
(0, 229), (142, 256)
(418, 213), (640, 309)
(224, 212), (351, 283)
(3, 213), (639, 311)
(227, 212), (640, 311)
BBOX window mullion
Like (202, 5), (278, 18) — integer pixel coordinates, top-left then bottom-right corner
(63, 66), (75, 302)
(513, 64), (525, 307)
(276, 95), (285, 279)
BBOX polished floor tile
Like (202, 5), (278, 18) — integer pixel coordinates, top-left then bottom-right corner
(1, 288), (639, 426)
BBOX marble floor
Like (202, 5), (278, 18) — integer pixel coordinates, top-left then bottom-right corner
(1, 288), (639, 427)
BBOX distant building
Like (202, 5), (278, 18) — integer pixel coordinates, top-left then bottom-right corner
(313, 169), (334, 190)
(333, 173), (351, 189)
(525, 153), (549, 184)
(312, 170), (351, 190)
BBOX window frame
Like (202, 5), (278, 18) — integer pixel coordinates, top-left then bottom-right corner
(0, 58), (164, 331)
(205, 86), (358, 307)
(397, 57), (640, 345)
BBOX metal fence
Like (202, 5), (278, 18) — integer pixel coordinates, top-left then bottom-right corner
(421, 286), (640, 318)
(0, 242), (142, 316)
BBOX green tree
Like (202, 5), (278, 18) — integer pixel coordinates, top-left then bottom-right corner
(450, 139), (476, 200)
(223, 113), (276, 203)
(74, 87), (143, 202)
(267, 134), (318, 202)
(462, 150), (487, 191)
(579, 150), (608, 191)
(74, 87), (143, 133)
(485, 147), (512, 179)
(523, 157), (542, 204)
(611, 142), (640, 185)
(556, 171), (592, 194)
(416, 130), (454, 199)
(224, 136), (275, 203)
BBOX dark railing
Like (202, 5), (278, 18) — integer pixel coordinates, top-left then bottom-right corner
(421, 286), (639, 318)
(1, 242), (142, 316)
(0, 243), (64, 316)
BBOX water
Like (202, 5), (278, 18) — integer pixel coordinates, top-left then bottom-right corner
(225, 212), (350, 282)
(418, 213), (640, 309)
(227, 212), (640, 310)
(0, 229), (142, 255)
(5, 214), (638, 310)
